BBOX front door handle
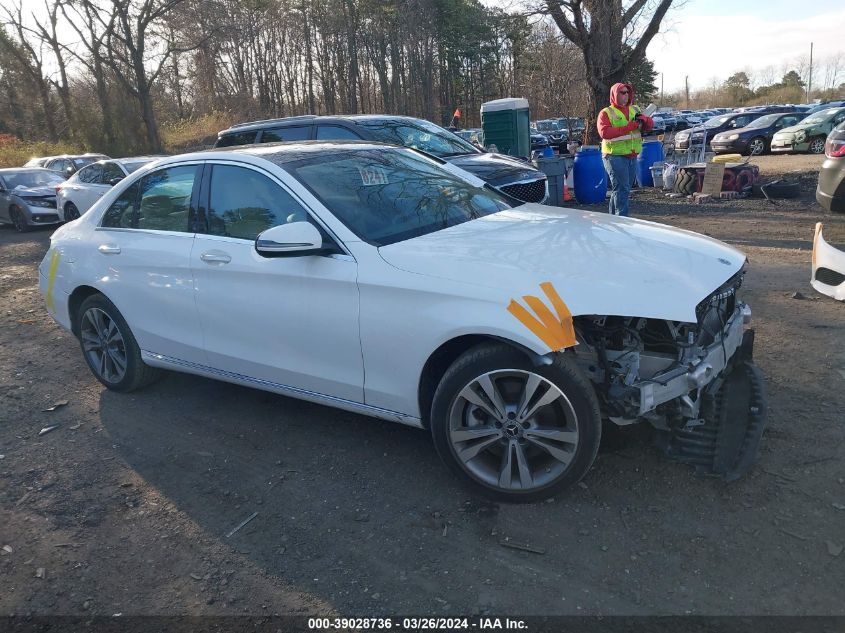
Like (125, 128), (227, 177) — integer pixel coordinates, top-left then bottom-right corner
(98, 244), (121, 255)
(200, 252), (231, 264)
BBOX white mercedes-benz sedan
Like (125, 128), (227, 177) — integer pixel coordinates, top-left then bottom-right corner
(40, 142), (767, 501)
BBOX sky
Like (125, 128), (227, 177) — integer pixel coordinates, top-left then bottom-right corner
(647, 0), (845, 94)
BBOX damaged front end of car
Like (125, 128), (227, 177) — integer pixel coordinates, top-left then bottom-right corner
(572, 270), (767, 481)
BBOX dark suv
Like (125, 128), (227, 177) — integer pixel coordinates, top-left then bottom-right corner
(674, 111), (789, 152)
(215, 115), (548, 204)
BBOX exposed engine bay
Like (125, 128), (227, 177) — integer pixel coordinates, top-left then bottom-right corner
(571, 270), (767, 480)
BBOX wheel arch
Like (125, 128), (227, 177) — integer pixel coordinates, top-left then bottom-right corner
(417, 334), (549, 429)
(68, 285), (105, 337)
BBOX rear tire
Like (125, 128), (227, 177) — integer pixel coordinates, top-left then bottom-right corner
(77, 294), (161, 392)
(10, 206), (30, 232)
(430, 343), (602, 502)
(64, 202), (80, 221)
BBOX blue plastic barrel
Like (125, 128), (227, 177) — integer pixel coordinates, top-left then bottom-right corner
(636, 140), (664, 187)
(573, 146), (607, 204)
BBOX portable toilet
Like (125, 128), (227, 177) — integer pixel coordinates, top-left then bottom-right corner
(481, 98), (531, 158)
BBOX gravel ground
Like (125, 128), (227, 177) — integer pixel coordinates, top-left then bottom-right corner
(1, 152), (844, 619)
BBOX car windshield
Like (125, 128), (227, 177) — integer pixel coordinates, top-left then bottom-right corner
(3, 170), (65, 189)
(536, 121), (559, 132)
(745, 114), (781, 129)
(356, 119), (479, 157)
(704, 115), (731, 128)
(281, 147), (514, 246)
(801, 108), (840, 124)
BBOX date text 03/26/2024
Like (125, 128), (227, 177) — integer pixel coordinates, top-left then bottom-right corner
(307, 617), (528, 630)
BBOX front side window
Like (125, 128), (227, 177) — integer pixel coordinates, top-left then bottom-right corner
(279, 147), (513, 246)
(101, 162), (125, 184)
(77, 165), (102, 184)
(261, 126), (310, 143)
(356, 119), (479, 157)
(205, 165), (312, 240)
(100, 165), (198, 231)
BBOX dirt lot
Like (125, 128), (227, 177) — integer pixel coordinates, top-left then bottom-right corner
(1, 153), (844, 618)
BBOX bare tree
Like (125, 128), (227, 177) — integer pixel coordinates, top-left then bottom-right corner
(544, 0), (674, 144)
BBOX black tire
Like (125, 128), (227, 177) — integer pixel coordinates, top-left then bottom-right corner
(674, 168), (698, 195)
(761, 180), (800, 199)
(77, 294), (161, 392)
(64, 202), (80, 221)
(430, 342), (602, 503)
(747, 136), (766, 156)
(9, 206), (30, 232)
(808, 136), (826, 155)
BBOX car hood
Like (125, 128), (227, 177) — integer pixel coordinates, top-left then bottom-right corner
(378, 205), (746, 323)
(13, 186), (57, 198)
(446, 153), (545, 187)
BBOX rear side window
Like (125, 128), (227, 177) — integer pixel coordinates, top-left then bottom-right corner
(216, 132), (258, 148)
(205, 165), (312, 240)
(77, 164), (102, 184)
(260, 126), (310, 143)
(100, 165), (198, 232)
(101, 162), (125, 184)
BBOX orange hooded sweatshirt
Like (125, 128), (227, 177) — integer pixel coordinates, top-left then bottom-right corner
(597, 82), (653, 157)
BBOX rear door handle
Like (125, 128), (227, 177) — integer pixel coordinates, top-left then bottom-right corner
(98, 244), (120, 255)
(200, 252), (231, 264)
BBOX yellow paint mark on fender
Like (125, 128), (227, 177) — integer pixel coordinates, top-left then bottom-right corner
(45, 250), (60, 311)
(507, 281), (577, 352)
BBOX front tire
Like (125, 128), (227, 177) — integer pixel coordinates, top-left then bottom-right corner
(10, 206), (30, 232)
(430, 343), (602, 502)
(77, 294), (161, 392)
(808, 136), (826, 155)
(748, 136), (766, 156)
(64, 202), (80, 221)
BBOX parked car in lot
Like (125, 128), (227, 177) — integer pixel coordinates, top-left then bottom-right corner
(805, 100), (845, 115)
(648, 115), (666, 136)
(771, 107), (845, 154)
(0, 168), (64, 231)
(816, 121), (845, 213)
(535, 120), (569, 149)
(711, 112), (807, 155)
(39, 142), (767, 500)
(529, 129), (551, 153)
(675, 112), (769, 151)
(25, 153), (110, 178)
(216, 115), (548, 203)
(455, 128), (483, 147)
(56, 156), (164, 221)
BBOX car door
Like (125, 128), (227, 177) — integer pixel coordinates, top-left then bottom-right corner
(771, 115), (801, 139)
(95, 163), (205, 364)
(190, 161), (364, 402)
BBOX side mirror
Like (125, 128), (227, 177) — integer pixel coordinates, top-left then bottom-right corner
(108, 177), (123, 186)
(65, 166), (74, 176)
(255, 222), (323, 257)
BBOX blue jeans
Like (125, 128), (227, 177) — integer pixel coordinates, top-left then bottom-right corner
(602, 154), (637, 216)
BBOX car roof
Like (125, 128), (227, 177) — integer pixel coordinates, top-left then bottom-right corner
(192, 140), (405, 164)
(0, 167), (57, 174)
(220, 114), (430, 136)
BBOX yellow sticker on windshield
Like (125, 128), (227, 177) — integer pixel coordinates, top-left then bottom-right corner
(45, 250), (60, 312)
(358, 166), (389, 186)
(507, 281), (577, 351)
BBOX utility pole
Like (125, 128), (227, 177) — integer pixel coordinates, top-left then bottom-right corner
(807, 42), (814, 103)
(685, 76), (689, 108)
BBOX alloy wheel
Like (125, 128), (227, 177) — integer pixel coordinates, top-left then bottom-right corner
(65, 203), (80, 221)
(80, 307), (128, 384)
(447, 369), (580, 491)
(10, 208), (28, 232)
(749, 138), (765, 155)
(809, 138), (825, 154)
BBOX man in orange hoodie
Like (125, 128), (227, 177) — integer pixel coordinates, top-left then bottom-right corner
(597, 82), (653, 216)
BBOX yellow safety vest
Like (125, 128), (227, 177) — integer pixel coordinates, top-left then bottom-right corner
(601, 105), (643, 156)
